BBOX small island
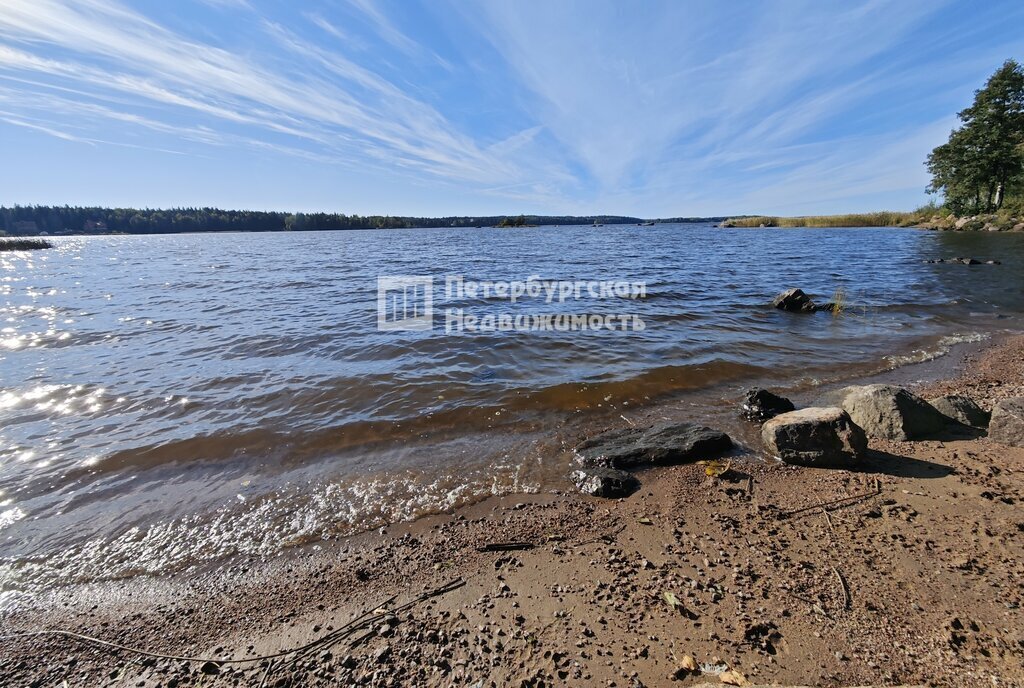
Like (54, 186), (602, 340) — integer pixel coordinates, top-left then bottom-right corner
(0, 238), (53, 251)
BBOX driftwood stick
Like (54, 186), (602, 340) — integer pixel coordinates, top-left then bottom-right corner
(477, 542), (535, 552)
(782, 484), (881, 518)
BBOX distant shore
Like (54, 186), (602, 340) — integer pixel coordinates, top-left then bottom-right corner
(3, 333), (1022, 687)
(1, 205), (737, 237)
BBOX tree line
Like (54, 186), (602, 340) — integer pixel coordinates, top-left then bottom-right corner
(0, 206), (735, 236)
(927, 59), (1024, 215)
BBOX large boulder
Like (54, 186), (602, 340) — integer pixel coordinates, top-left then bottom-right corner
(928, 394), (990, 428)
(761, 407), (868, 467)
(575, 422), (732, 469)
(840, 384), (949, 440)
(772, 288), (816, 312)
(569, 467), (640, 498)
(988, 397), (1024, 448)
(741, 388), (796, 422)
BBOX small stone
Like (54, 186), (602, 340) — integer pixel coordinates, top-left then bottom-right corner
(772, 288), (816, 312)
(372, 645), (392, 664)
(569, 467), (640, 498)
(740, 388), (795, 423)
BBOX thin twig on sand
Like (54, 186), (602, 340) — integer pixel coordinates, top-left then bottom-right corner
(832, 566), (851, 610)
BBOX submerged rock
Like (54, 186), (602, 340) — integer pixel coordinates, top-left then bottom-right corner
(928, 394), (990, 428)
(741, 388), (796, 422)
(988, 397), (1024, 448)
(570, 467), (640, 498)
(840, 384), (949, 440)
(575, 422), (732, 469)
(925, 257), (1000, 265)
(771, 288), (816, 312)
(761, 407), (867, 467)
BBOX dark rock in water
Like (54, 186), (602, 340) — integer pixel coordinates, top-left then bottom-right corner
(761, 407), (867, 467)
(989, 397), (1024, 448)
(570, 467), (640, 498)
(575, 422), (732, 468)
(925, 257), (999, 265)
(772, 288), (816, 312)
(840, 384), (950, 440)
(814, 302), (840, 313)
(741, 388), (796, 422)
(928, 394), (990, 428)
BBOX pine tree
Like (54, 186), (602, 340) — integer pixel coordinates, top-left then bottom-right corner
(927, 59), (1024, 213)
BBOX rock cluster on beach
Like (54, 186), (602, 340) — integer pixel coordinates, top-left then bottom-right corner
(569, 382), (1021, 499)
(570, 422), (733, 498)
(746, 382), (1016, 467)
(916, 213), (1024, 232)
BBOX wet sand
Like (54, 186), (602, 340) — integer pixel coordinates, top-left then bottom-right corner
(2, 337), (1023, 687)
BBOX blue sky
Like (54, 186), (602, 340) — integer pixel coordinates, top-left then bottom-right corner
(1, 0), (1022, 217)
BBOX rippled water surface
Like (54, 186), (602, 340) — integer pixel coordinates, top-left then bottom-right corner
(2, 225), (1022, 595)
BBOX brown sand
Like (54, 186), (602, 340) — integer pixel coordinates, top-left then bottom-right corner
(2, 338), (1023, 687)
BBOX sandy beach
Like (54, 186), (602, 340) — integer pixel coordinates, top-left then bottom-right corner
(2, 336), (1023, 688)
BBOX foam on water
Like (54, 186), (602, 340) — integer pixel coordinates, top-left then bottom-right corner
(884, 331), (991, 368)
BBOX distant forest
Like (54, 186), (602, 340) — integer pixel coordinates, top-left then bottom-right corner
(0, 206), (733, 236)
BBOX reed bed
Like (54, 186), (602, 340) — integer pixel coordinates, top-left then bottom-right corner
(723, 211), (924, 228)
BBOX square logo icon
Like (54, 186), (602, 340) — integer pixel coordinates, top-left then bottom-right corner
(377, 276), (433, 330)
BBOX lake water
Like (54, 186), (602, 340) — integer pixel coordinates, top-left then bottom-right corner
(1, 225), (1022, 598)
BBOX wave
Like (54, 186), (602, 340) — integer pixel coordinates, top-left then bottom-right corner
(883, 331), (990, 368)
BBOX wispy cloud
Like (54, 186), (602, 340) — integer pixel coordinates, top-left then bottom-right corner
(0, 0), (551, 190)
(0, 0), (1022, 214)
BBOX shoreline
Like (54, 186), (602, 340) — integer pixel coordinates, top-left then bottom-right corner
(2, 336), (1023, 686)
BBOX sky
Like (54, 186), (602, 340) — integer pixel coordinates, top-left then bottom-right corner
(1, 0), (1023, 218)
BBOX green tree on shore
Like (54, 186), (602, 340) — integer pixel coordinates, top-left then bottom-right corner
(926, 59), (1024, 214)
